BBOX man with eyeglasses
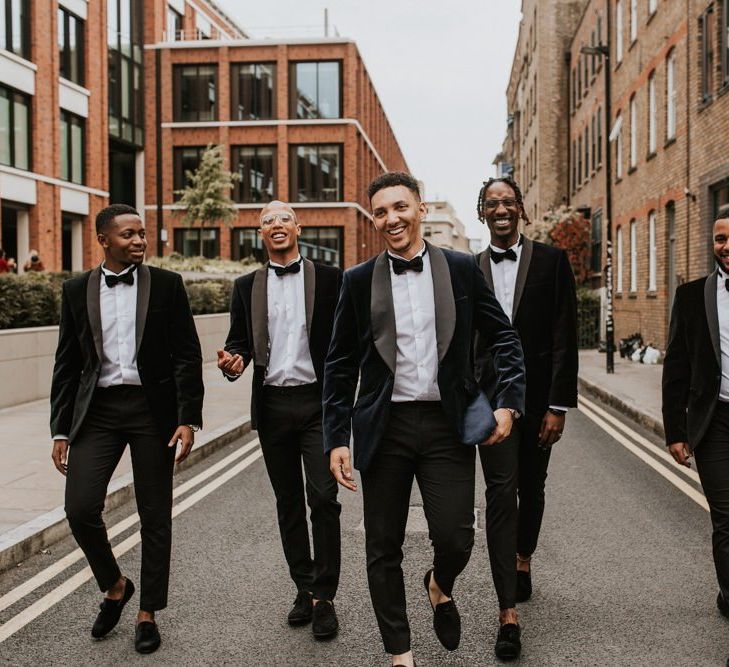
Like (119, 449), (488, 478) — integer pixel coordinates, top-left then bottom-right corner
(473, 177), (577, 658)
(218, 201), (343, 639)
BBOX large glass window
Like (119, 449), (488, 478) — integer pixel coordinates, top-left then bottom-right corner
(58, 7), (85, 85)
(597, 108), (603, 166)
(700, 6), (715, 103)
(0, 84), (30, 170)
(173, 228), (219, 258)
(648, 210), (657, 292)
(231, 63), (275, 120)
(231, 228), (266, 263)
(0, 0), (29, 59)
(666, 50), (677, 140)
(629, 95), (637, 169)
(299, 227), (342, 267)
(629, 219), (638, 293)
(290, 61), (341, 119)
(616, 226), (624, 293)
(173, 146), (205, 199)
(615, 113), (623, 179)
(630, 0), (637, 43)
(60, 111), (85, 184)
(616, 0), (623, 63)
(290, 145), (342, 202)
(173, 65), (217, 122)
(231, 145), (275, 203)
(166, 5), (183, 41)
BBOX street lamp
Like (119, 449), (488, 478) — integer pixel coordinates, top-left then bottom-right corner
(581, 41), (614, 374)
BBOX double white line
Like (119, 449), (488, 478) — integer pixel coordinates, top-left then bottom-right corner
(578, 395), (708, 511)
(0, 438), (262, 643)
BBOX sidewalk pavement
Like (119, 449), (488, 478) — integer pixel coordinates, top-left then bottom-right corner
(578, 349), (664, 438)
(0, 363), (252, 568)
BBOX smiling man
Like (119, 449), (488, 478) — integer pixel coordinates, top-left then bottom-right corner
(218, 201), (343, 639)
(323, 172), (525, 666)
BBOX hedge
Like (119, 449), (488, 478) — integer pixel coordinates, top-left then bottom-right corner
(0, 272), (233, 330)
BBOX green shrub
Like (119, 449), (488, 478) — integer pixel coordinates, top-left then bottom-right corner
(183, 278), (233, 315)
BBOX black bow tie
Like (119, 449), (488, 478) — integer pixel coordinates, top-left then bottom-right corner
(389, 253), (425, 275)
(104, 269), (135, 288)
(491, 248), (518, 264)
(270, 259), (301, 277)
(725, 278), (729, 292)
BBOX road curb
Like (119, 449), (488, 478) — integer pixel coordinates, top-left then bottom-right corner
(0, 416), (252, 574)
(578, 376), (665, 440)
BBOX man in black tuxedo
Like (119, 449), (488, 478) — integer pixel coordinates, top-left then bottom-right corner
(324, 172), (525, 666)
(218, 200), (342, 639)
(50, 204), (203, 654)
(474, 176), (578, 615)
(663, 205), (729, 618)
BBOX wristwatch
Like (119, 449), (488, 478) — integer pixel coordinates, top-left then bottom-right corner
(506, 408), (521, 420)
(186, 424), (200, 432)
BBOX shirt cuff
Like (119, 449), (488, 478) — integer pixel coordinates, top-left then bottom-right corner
(52, 435), (69, 441)
(548, 406), (569, 413)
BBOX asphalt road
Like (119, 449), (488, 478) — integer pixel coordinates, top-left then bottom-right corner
(0, 399), (726, 666)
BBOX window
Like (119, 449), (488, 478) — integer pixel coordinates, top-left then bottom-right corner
(0, 0), (29, 59)
(166, 5), (183, 41)
(700, 6), (715, 103)
(571, 68), (577, 112)
(648, 71), (656, 154)
(58, 7), (84, 85)
(649, 0), (657, 15)
(616, 226), (623, 293)
(629, 95), (637, 169)
(173, 228), (219, 258)
(616, 0), (624, 63)
(173, 146), (205, 199)
(648, 210), (657, 291)
(724, 0), (729, 85)
(666, 50), (677, 139)
(290, 145), (342, 202)
(597, 108), (603, 166)
(591, 30), (597, 76)
(577, 58), (582, 101)
(60, 111), (85, 184)
(571, 139), (577, 191)
(591, 209), (602, 274)
(173, 65), (217, 122)
(231, 145), (275, 203)
(584, 126), (589, 181)
(616, 113), (623, 179)
(630, 0), (638, 43)
(591, 115), (597, 172)
(231, 228), (266, 263)
(290, 61), (341, 119)
(300, 227), (343, 266)
(577, 134), (582, 185)
(0, 84), (30, 170)
(630, 219), (638, 292)
(231, 63), (275, 120)
(583, 52), (589, 95)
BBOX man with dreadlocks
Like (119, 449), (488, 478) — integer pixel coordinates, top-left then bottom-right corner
(473, 176), (578, 659)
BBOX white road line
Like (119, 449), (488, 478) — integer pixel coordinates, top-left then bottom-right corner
(578, 402), (709, 512)
(578, 395), (701, 484)
(0, 439), (260, 619)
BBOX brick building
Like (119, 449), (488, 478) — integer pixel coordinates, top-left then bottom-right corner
(0, 1), (407, 273)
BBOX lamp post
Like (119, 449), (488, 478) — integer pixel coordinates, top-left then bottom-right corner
(581, 40), (614, 374)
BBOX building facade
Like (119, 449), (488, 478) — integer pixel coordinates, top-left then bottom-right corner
(422, 200), (471, 253)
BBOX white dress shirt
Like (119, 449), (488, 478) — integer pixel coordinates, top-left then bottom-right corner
(97, 263), (142, 388)
(716, 268), (729, 402)
(389, 244), (441, 402)
(264, 256), (317, 387)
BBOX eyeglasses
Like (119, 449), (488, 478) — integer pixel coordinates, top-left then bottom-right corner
(483, 198), (518, 209)
(260, 212), (295, 227)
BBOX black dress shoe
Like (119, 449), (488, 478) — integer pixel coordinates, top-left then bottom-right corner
(515, 570), (532, 603)
(423, 569), (461, 651)
(287, 591), (313, 626)
(312, 600), (339, 639)
(494, 623), (521, 661)
(135, 621), (161, 654)
(91, 577), (135, 638)
(718, 592), (729, 618)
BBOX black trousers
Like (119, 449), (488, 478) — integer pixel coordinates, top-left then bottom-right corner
(478, 428), (519, 610)
(65, 386), (175, 612)
(257, 383), (341, 601)
(361, 402), (476, 655)
(695, 401), (729, 601)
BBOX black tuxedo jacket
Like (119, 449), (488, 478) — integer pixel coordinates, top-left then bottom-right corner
(322, 242), (526, 472)
(474, 237), (578, 416)
(224, 258), (343, 429)
(50, 264), (204, 443)
(662, 271), (724, 450)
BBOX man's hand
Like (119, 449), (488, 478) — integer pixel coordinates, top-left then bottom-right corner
(217, 349), (244, 377)
(51, 439), (69, 476)
(482, 408), (514, 446)
(538, 411), (566, 448)
(169, 425), (194, 463)
(668, 441), (692, 468)
(329, 446), (357, 492)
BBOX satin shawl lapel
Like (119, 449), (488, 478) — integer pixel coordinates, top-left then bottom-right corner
(86, 266), (103, 363)
(135, 264), (150, 355)
(512, 236), (533, 320)
(371, 253), (397, 375)
(479, 250), (494, 292)
(303, 258), (315, 338)
(251, 264), (269, 367)
(705, 270), (721, 366)
(427, 242), (456, 363)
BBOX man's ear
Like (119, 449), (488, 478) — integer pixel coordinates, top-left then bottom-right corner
(97, 233), (108, 248)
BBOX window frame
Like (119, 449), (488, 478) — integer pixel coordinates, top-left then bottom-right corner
(0, 83), (31, 171)
(648, 210), (657, 292)
(230, 144), (277, 203)
(173, 227), (220, 259)
(58, 6), (85, 86)
(629, 219), (638, 293)
(616, 0), (624, 63)
(289, 143), (343, 203)
(60, 109), (86, 185)
(616, 225), (624, 293)
(173, 64), (218, 123)
(1, 0), (30, 60)
(230, 62), (277, 121)
(666, 49), (677, 140)
(173, 145), (205, 200)
(289, 60), (343, 120)
(629, 94), (637, 169)
(648, 71), (656, 155)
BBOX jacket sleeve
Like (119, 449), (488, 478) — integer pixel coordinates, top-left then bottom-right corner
(49, 282), (82, 439)
(223, 278), (253, 382)
(471, 258), (526, 414)
(322, 271), (360, 455)
(170, 275), (204, 428)
(548, 250), (579, 407)
(662, 288), (689, 445)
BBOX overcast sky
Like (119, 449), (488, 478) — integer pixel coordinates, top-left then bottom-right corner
(216, 0), (522, 245)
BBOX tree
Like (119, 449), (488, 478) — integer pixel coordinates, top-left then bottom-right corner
(174, 144), (240, 257)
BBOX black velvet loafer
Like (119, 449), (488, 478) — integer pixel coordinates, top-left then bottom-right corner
(287, 591), (313, 626)
(423, 569), (461, 651)
(494, 622), (521, 661)
(312, 600), (339, 639)
(91, 577), (135, 639)
(134, 621), (161, 654)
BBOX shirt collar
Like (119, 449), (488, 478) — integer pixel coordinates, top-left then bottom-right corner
(387, 242), (427, 262)
(718, 266), (727, 281)
(269, 255), (302, 269)
(490, 234), (522, 255)
(101, 262), (136, 277)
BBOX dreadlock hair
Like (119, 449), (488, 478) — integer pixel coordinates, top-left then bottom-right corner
(476, 176), (530, 226)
